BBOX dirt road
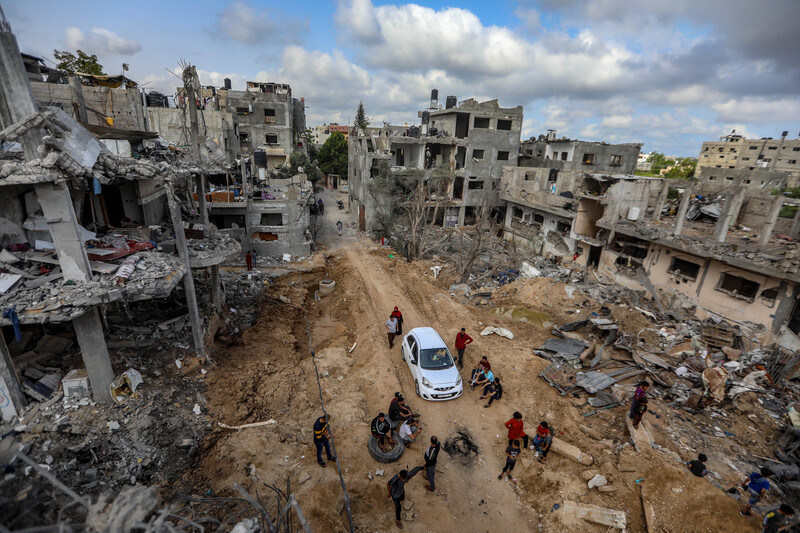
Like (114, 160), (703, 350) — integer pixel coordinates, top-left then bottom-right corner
(189, 237), (760, 532)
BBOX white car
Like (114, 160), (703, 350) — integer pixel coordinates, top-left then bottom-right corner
(401, 327), (463, 401)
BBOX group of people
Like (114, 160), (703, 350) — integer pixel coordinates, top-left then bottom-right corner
(244, 249), (258, 271)
(386, 435), (441, 529)
(468, 355), (502, 408)
(499, 412), (553, 480)
(371, 393), (422, 449)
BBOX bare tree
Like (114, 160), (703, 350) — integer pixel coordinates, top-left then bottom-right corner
(368, 160), (453, 260)
(455, 189), (504, 283)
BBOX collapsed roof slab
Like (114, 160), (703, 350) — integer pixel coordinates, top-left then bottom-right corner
(0, 251), (185, 325)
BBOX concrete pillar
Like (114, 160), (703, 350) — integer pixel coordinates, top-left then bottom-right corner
(73, 308), (114, 404)
(0, 329), (25, 422)
(0, 20), (41, 158)
(166, 180), (206, 355)
(69, 76), (88, 124)
(713, 186), (746, 243)
(789, 203), (800, 240)
(652, 181), (670, 222)
(672, 183), (695, 236)
(34, 183), (94, 281)
(211, 264), (222, 310)
(758, 196), (785, 246)
(197, 173), (209, 226)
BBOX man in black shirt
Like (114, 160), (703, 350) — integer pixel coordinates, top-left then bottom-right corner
(686, 453), (708, 477)
(313, 414), (335, 468)
(762, 504), (795, 533)
(389, 395), (417, 424)
(423, 436), (440, 492)
(371, 412), (395, 448)
(498, 439), (521, 481)
(387, 466), (424, 529)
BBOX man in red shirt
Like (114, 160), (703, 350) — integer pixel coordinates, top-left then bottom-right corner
(454, 328), (473, 369)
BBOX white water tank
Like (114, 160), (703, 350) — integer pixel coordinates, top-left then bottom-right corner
(627, 206), (641, 221)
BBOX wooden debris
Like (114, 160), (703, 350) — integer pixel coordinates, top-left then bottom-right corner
(551, 438), (593, 465)
(562, 500), (626, 530)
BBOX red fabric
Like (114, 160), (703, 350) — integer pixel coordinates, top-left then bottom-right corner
(455, 332), (473, 350)
(536, 424), (549, 437)
(391, 310), (402, 320)
(505, 418), (526, 439)
(86, 240), (154, 261)
(480, 360), (491, 371)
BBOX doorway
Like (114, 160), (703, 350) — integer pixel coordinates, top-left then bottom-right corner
(588, 245), (602, 267)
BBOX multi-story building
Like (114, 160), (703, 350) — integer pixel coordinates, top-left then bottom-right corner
(348, 94), (523, 230)
(311, 123), (350, 146)
(519, 130), (642, 175)
(696, 131), (800, 187)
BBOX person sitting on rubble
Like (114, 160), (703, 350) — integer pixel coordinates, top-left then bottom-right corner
(741, 467), (773, 516)
(398, 419), (422, 447)
(371, 412), (396, 449)
(533, 421), (553, 463)
(389, 395), (419, 424)
(472, 367), (494, 392)
(482, 377), (502, 408)
(470, 356), (491, 383)
(686, 453), (709, 477)
(629, 381), (649, 430)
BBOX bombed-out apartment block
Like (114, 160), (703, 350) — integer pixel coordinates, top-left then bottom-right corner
(349, 91), (523, 230)
(696, 130), (800, 188)
(0, 23), (239, 422)
(519, 130), (642, 175)
(502, 153), (800, 347)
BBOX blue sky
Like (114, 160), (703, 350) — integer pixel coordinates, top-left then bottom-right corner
(5, 0), (800, 156)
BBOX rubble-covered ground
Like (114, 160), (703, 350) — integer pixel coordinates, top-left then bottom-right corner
(3, 223), (794, 532)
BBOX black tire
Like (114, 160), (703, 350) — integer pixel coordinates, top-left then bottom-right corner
(368, 435), (404, 463)
(415, 380), (420, 397)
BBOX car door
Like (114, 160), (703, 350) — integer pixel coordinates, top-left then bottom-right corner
(405, 334), (418, 380)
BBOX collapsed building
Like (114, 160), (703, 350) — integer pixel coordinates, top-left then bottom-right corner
(501, 161), (800, 345)
(519, 130), (642, 175)
(0, 21), (245, 423)
(348, 90), (523, 230)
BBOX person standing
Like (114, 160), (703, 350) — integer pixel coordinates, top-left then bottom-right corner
(245, 250), (253, 271)
(336, 220), (343, 236)
(252, 249), (258, 268)
(741, 468), (773, 516)
(498, 439), (521, 481)
(313, 414), (336, 468)
(424, 436), (440, 492)
(388, 466), (423, 529)
(391, 307), (404, 335)
(505, 411), (529, 449)
(454, 328), (474, 369)
(386, 314), (398, 349)
(762, 504), (795, 533)
(630, 381), (650, 430)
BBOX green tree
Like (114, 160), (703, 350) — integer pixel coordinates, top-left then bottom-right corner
(316, 132), (348, 178)
(663, 157), (697, 180)
(646, 152), (671, 173)
(53, 49), (105, 75)
(355, 101), (369, 131)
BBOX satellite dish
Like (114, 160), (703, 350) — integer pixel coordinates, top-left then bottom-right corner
(122, 63), (129, 71)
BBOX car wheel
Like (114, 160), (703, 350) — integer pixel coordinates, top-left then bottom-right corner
(415, 380), (420, 397)
(367, 435), (404, 463)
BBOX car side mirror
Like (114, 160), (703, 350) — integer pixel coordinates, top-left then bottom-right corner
(410, 358), (417, 365)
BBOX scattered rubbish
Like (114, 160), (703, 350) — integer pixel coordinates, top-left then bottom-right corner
(193, 404), (202, 415)
(430, 265), (445, 278)
(62, 369), (90, 399)
(562, 500), (626, 530)
(108, 421), (120, 431)
(109, 368), (143, 404)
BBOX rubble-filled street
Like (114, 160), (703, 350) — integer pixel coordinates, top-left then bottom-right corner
(3, 2), (800, 532)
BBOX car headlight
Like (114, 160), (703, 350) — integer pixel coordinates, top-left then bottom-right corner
(422, 377), (432, 388)
(456, 376), (462, 386)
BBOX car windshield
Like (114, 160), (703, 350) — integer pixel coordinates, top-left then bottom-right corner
(419, 347), (453, 370)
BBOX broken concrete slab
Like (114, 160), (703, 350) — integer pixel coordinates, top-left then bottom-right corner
(551, 438), (593, 465)
(562, 500), (626, 530)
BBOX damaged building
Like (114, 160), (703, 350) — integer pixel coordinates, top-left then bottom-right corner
(348, 90), (523, 230)
(0, 23), (244, 424)
(696, 130), (800, 188)
(518, 130), (643, 175)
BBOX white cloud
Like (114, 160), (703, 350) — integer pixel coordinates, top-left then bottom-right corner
(214, 1), (306, 45)
(601, 115), (633, 128)
(712, 97), (800, 124)
(63, 27), (141, 56)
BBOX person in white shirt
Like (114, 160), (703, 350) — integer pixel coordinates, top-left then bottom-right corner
(398, 419), (421, 447)
(386, 315), (398, 349)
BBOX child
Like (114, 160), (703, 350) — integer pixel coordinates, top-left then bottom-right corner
(483, 377), (503, 408)
(498, 439), (521, 481)
(533, 421), (553, 463)
(686, 453), (708, 477)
